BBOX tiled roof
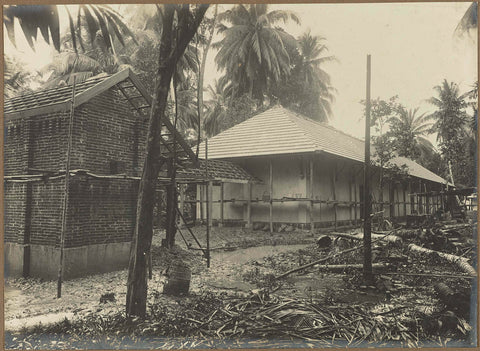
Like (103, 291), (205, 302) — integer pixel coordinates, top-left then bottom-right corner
(196, 106), (446, 184)
(4, 75), (108, 115)
(161, 159), (259, 183)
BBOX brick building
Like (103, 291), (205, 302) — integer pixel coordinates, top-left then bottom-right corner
(4, 69), (195, 279)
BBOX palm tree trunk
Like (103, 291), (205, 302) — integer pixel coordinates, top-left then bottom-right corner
(196, 5), (218, 157)
(126, 4), (208, 318)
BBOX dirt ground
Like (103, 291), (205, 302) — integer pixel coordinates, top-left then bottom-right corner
(4, 226), (315, 331)
(4, 223), (476, 349)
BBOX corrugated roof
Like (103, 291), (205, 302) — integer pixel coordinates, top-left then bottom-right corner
(196, 106), (446, 184)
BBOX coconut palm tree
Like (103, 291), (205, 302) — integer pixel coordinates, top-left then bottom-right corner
(388, 107), (435, 159)
(214, 4), (299, 103)
(428, 80), (469, 144)
(4, 55), (35, 98)
(455, 2), (477, 36)
(428, 79), (471, 186)
(203, 79), (229, 137)
(272, 31), (336, 122)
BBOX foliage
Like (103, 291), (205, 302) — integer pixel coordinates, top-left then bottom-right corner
(361, 95), (402, 133)
(203, 77), (263, 137)
(4, 55), (35, 98)
(428, 80), (473, 186)
(272, 31), (336, 122)
(388, 107), (434, 160)
(214, 4), (300, 103)
(4, 5), (135, 54)
(454, 2), (478, 37)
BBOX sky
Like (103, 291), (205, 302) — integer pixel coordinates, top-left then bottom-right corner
(203, 2), (477, 139)
(4, 2), (477, 141)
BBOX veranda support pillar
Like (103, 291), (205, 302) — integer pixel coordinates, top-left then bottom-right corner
(309, 158), (314, 233)
(354, 173), (358, 225)
(349, 174), (353, 225)
(246, 182), (252, 228)
(219, 182), (224, 227)
(269, 160), (273, 233)
(333, 163), (337, 230)
(199, 184), (204, 223)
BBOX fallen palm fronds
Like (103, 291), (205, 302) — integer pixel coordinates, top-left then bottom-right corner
(192, 293), (420, 345)
(407, 244), (477, 277)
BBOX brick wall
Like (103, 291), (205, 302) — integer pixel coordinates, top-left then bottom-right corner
(29, 179), (64, 247)
(5, 87), (147, 177)
(65, 175), (138, 248)
(5, 85), (147, 252)
(74, 88), (148, 176)
(5, 175), (139, 249)
(4, 182), (26, 243)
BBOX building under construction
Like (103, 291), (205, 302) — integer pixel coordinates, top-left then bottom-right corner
(194, 106), (449, 230)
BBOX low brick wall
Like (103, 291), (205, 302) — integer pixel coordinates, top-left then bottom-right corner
(4, 175), (138, 278)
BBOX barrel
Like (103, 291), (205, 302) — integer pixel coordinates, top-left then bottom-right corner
(163, 262), (191, 296)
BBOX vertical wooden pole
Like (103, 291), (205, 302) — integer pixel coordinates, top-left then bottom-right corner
(57, 77), (77, 298)
(219, 182), (224, 227)
(207, 182), (213, 228)
(348, 173), (353, 225)
(199, 184), (204, 223)
(309, 158), (314, 233)
(246, 182), (252, 228)
(269, 159), (273, 233)
(333, 163), (337, 230)
(424, 183), (429, 214)
(403, 183), (407, 217)
(354, 171), (358, 225)
(179, 184), (185, 223)
(389, 181), (395, 218)
(363, 54), (373, 285)
(157, 190), (163, 229)
(205, 140), (210, 268)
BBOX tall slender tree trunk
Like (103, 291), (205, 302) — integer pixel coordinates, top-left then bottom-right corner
(126, 4), (208, 318)
(196, 4), (218, 157)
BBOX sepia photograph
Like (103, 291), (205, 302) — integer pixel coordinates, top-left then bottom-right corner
(3, 2), (478, 349)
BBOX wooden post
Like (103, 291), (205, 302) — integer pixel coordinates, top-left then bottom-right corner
(363, 54), (373, 285)
(57, 77), (76, 298)
(179, 184), (185, 223)
(389, 181), (395, 218)
(219, 182), (224, 227)
(309, 158), (314, 233)
(157, 190), (163, 229)
(333, 162), (337, 230)
(424, 183), (429, 214)
(403, 183), (407, 217)
(246, 182), (252, 228)
(199, 184), (204, 223)
(269, 159), (273, 233)
(207, 182), (213, 228)
(205, 140), (210, 268)
(348, 173), (353, 225)
(354, 171), (358, 225)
